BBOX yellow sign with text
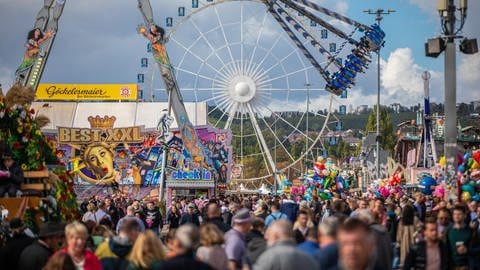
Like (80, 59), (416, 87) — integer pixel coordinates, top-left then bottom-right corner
(36, 84), (138, 100)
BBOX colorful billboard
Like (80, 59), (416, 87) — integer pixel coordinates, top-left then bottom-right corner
(48, 116), (231, 187)
(36, 84), (138, 100)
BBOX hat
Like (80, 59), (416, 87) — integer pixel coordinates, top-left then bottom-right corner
(38, 222), (65, 238)
(1, 149), (13, 160)
(9, 218), (25, 230)
(188, 202), (196, 208)
(233, 208), (252, 224)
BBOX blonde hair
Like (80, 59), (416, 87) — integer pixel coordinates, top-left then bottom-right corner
(199, 223), (224, 246)
(65, 221), (88, 240)
(128, 230), (165, 268)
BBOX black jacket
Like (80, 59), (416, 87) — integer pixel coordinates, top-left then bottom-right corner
(207, 217), (231, 233)
(18, 240), (54, 270)
(403, 240), (450, 270)
(245, 229), (266, 264)
(0, 232), (34, 270)
(0, 161), (24, 186)
(153, 253), (214, 270)
(144, 207), (163, 229)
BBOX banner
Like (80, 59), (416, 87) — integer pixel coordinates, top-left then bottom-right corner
(36, 84), (137, 100)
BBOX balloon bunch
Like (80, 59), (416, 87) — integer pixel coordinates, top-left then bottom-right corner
(439, 150), (480, 202)
(325, 24), (383, 94)
(301, 157), (350, 201)
(458, 150), (480, 202)
(369, 171), (403, 199)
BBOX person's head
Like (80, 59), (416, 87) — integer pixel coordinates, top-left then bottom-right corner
(9, 218), (25, 235)
(1, 147), (15, 168)
(415, 192), (424, 203)
(125, 205), (134, 216)
(437, 208), (451, 226)
(43, 252), (75, 270)
(187, 202), (196, 213)
(468, 201), (477, 213)
(65, 221), (88, 255)
(128, 230), (165, 269)
(372, 198), (384, 214)
(207, 202), (221, 219)
(149, 24), (165, 39)
(251, 217), (265, 234)
(452, 204), (466, 225)
(424, 217), (438, 243)
(173, 224), (200, 254)
(147, 201), (156, 210)
(401, 204), (415, 226)
(38, 222), (65, 252)
(165, 228), (176, 251)
(337, 218), (374, 270)
(355, 209), (375, 225)
(83, 143), (115, 180)
(265, 220), (293, 246)
(86, 203), (96, 213)
(104, 197), (112, 207)
(27, 28), (44, 40)
(358, 199), (368, 209)
(305, 225), (318, 243)
(296, 210), (309, 228)
(118, 218), (141, 243)
(270, 201), (280, 212)
(171, 204), (177, 212)
(318, 216), (339, 245)
(232, 208), (253, 233)
(199, 223), (224, 247)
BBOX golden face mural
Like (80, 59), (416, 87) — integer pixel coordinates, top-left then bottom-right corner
(73, 142), (118, 184)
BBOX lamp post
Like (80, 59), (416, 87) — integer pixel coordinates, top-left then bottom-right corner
(363, 9), (395, 181)
(426, 0), (477, 192)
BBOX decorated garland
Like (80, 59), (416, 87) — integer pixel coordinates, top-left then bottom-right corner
(1, 84), (79, 224)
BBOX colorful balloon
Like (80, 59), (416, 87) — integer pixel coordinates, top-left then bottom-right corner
(462, 191), (471, 202)
(439, 156), (446, 167)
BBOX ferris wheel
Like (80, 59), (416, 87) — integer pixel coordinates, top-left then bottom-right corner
(138, 0), (383, 188)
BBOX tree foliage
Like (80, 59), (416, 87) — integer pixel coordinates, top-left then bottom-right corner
(365, 105), (396, 154)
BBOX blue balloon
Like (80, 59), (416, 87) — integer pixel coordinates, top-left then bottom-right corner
(458, 165), (466, 173)
(461, 183), (475, 195)
(419, 176), (437, 195)
(464, 153), (472, 163)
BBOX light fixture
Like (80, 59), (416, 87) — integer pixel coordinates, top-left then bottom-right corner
(459, 38), (478, 54)
(425, 38), (445, 58)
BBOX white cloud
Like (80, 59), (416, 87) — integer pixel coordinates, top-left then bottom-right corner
(458, 53), (480, 102)
(408, 0), (437, 16)
(335, 1), (349, 15)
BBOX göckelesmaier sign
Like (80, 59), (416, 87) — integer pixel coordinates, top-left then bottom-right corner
(36, 84), (138, 100)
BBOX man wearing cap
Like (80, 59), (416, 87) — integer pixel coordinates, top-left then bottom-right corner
(180, 202), (200, 226)
(0, 218), (34, 269)
(225, 208), (252, 270)
(0, 147), (24, 197)
(18, 222), (65, 270)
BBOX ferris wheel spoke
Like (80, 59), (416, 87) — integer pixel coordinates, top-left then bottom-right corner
(267, 108), (316, 144)
(224, 102), (239, 130)
(188, 16), (231, 70)
(247, 105), (274, 176)
(215, 100), (235, 127)
(259, 116), (296, 163)
(202, 92), (229, 103)
(248, 11), (270, 69)
(170, 38), (224, 76)
(261, 66), (313, 84)
(213, 5), (236, 64)
(250, 31), (285, 78)
(175, 67), (223, 85)
(254, 45), (303, 80)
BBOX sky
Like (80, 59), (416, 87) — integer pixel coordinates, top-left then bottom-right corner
(0, 0), (479, 113)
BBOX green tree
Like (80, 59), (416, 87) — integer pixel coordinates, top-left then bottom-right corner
(365, 105), (396, 154)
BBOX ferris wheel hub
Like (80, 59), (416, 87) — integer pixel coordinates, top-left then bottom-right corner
(235, 82), (250, 96)
(229, 75), (257, 103)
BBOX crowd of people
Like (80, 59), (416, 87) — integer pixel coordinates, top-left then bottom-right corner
(0, 190), (479, 270)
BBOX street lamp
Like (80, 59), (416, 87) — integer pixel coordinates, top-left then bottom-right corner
(425, 0), (478, 190)
(363, 9), (395, 182)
